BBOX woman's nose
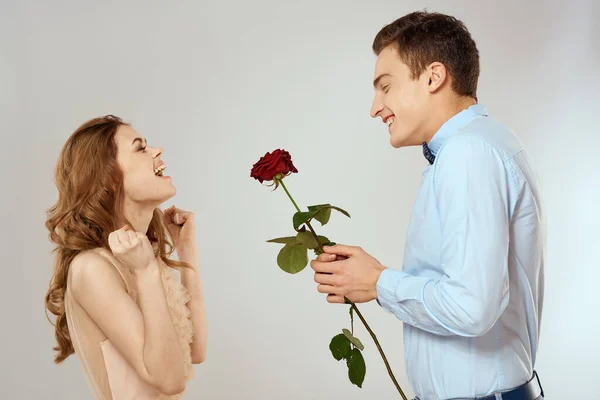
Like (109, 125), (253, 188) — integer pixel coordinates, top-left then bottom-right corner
(152, 146), (163, 158)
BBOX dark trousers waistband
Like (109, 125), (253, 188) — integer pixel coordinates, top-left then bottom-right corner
(480, 371), (544, 400)
(415, 371), (544, 400)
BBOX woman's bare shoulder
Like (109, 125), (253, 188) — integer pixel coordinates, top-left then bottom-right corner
(69, 248), (127, 299)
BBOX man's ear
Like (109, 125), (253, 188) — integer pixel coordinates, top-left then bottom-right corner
(427, 62), (448, 93)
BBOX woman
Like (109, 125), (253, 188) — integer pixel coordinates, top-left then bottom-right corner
(44, 115), (207, 399)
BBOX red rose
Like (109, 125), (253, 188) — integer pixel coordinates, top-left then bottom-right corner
(250, 149), (298, 183)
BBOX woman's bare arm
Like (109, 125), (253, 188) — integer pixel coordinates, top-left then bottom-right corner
(71, 251), (186, 395)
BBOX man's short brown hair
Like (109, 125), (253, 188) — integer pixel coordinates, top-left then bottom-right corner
(373, 11), (480, 99)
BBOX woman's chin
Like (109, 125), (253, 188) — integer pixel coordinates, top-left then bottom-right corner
(164, 186), (177, 200)
(155, 185), (177, 205)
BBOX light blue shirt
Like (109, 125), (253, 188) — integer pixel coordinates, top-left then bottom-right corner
(376, 104), (545, 400)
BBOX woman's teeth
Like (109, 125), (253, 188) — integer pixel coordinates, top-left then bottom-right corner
(387, 118), (395, 127)
(154, 164), (166, 176)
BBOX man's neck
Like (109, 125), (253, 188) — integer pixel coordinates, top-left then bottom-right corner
(423, 96), (477, 144)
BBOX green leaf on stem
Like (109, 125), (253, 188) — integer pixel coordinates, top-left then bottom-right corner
(296, 231), (329, 250)
(277, 243), (308, 274)
(329, 333), (351, 361)
(293, 205), (351, 231)
(346, 348), (366, 388)
(317, 236), (330, 247)
(292, 210), (318, 230)
(307, 204), (329, 211)
(266, 236), (297, 244)
(311, 204), (351, 217)
(315, 208), (331, 225)
(309, 205), (332, 226)
(332, 206), (351, 218)
(308, 204), (351, 226)
(342, 328), (365, 351)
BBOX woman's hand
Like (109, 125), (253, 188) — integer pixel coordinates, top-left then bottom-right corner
(108, 225), (156, 273)
(163, 205), (196, 249)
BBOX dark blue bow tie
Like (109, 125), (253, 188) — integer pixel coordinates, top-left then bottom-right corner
(422, 141), (435, 165)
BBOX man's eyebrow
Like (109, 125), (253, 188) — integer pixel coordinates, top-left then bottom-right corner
(373, 73), (391, 88)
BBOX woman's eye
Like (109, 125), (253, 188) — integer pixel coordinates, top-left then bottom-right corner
(138, 146), (147, 152)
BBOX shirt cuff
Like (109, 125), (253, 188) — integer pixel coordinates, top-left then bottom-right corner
(376, 268), (431, 311)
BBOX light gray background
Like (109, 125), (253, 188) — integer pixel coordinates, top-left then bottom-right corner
(2, 0), (599, 398)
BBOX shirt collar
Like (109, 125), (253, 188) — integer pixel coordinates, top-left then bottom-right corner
(427, 103), (488, 155)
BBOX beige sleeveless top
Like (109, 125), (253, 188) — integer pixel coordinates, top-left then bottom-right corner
(64, 248), (194, 400)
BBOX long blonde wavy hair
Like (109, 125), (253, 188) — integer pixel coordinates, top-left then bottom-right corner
(45, 115), (190, 364)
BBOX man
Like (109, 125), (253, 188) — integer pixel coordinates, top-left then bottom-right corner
(311, 11), (545, 400)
